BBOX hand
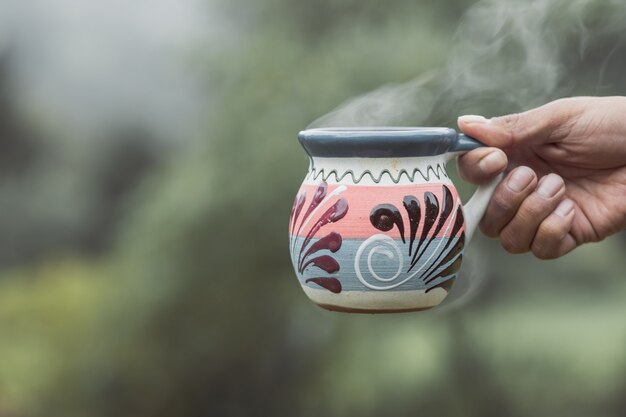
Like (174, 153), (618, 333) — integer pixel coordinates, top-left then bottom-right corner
(457, 96), (626, 259)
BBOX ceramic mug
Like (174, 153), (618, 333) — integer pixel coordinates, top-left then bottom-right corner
(288, 128), (500, 313)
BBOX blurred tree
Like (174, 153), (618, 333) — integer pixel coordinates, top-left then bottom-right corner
(0, 53), (171, 266)
(0, 53), (39, 175)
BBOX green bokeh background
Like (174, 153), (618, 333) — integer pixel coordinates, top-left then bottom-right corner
(0, 0), (625, 416)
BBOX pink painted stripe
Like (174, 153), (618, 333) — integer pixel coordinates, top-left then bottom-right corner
(290, 183), (465, 240)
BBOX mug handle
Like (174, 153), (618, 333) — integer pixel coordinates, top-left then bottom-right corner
(448, 133), (504, 242)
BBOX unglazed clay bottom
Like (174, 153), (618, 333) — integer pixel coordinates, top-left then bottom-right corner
(288, 155), (466, 313)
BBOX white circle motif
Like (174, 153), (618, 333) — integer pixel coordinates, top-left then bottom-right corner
(355, 234), (414, 290)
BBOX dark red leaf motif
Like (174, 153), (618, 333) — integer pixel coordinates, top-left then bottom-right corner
(302, 182), (328, 222)
(291, 183), (348, 294)
(298, 232), (342, 270)
(305, 277), (342, 294)
(290, 192), (306, 236)
(409, 185), (453, 271)
(424, 255), (463, 286)
(301, 198), (348, 252)
(409, 192), (439, 271)
(424, 232), (465, 284)
(294, 183), (328, 242)
(299, 255), (340, 274)
(433, 186), (454, 236)
(370, 204), (405, 243)
(367, 190), (465, 290)
(425, 277), (457, 293)
(403, 196), (421, 256)
(449, 205), (465, 238)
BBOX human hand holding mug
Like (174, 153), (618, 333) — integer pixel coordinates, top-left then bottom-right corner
(457, 96), (626, 259)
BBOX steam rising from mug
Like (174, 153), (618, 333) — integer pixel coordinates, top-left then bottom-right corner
(309, 0), (626, 128)
(307, 0), (626, 309)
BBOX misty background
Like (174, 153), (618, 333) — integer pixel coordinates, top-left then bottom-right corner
(0, 0), (624, 416)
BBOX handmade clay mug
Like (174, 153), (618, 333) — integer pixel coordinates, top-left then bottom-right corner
(288, 128), (500, 313)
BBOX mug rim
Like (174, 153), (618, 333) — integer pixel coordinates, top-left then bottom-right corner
(298, 127), (482, 157)
(305, 127), (450, 133)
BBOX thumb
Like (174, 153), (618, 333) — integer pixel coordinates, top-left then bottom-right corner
(457, 100), (574, 148)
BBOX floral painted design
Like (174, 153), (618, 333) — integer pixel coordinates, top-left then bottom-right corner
(355, 185), (465, 293)
(289, 182), (348, 293)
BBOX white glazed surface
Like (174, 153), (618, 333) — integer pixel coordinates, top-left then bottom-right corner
(304, 156), (452, 186)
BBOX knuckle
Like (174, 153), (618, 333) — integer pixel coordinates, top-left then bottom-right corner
(457, 158), (478, 182)
(546, 116), (576, 142)
(500, 232), (527, 254)
(531, 241), (558, 260)
(547, 97), (571, 110)
(537, 219), (564, 241)
(495, 113), (522, 129)
(490, 191), (516, 214)
(544, 99), (583, 140)
(531, 221), (567, 259)
(533, 247), (558, 260)
(519, 199), (552, 220)
(479, 220), (499, 238)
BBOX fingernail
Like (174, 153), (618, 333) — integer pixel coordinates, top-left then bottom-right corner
(478, 150), (507, 174)
(554, 199), (575, 218)
(507, 166), (534, 192)
(537, 174), (564, 198)
(459, 115), (490, 124)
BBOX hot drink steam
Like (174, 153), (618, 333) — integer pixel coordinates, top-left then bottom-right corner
(310, 0), (626, 128)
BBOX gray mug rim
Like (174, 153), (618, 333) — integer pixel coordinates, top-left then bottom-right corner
(298, 127), (482, 158)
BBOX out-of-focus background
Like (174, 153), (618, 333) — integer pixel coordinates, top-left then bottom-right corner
(0, 0), (625, 416)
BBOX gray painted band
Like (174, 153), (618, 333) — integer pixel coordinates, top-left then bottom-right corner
(290, 236), (462, 292)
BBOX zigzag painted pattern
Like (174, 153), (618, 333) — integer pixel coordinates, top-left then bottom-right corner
(307, 164), (448, 184)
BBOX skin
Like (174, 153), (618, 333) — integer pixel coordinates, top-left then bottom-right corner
(456, 96), (626, 259)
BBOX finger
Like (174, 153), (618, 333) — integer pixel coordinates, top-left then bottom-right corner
(457, 99), (582, 148)
(457, 115), (514, 147)
(499, 173), (566, 254)
(479, 166), (538, 238)
(457, 147), (507, 184)
(531, 199), (578, 259)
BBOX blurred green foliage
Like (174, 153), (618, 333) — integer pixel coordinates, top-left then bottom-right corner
(0, 0), (624, 416)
